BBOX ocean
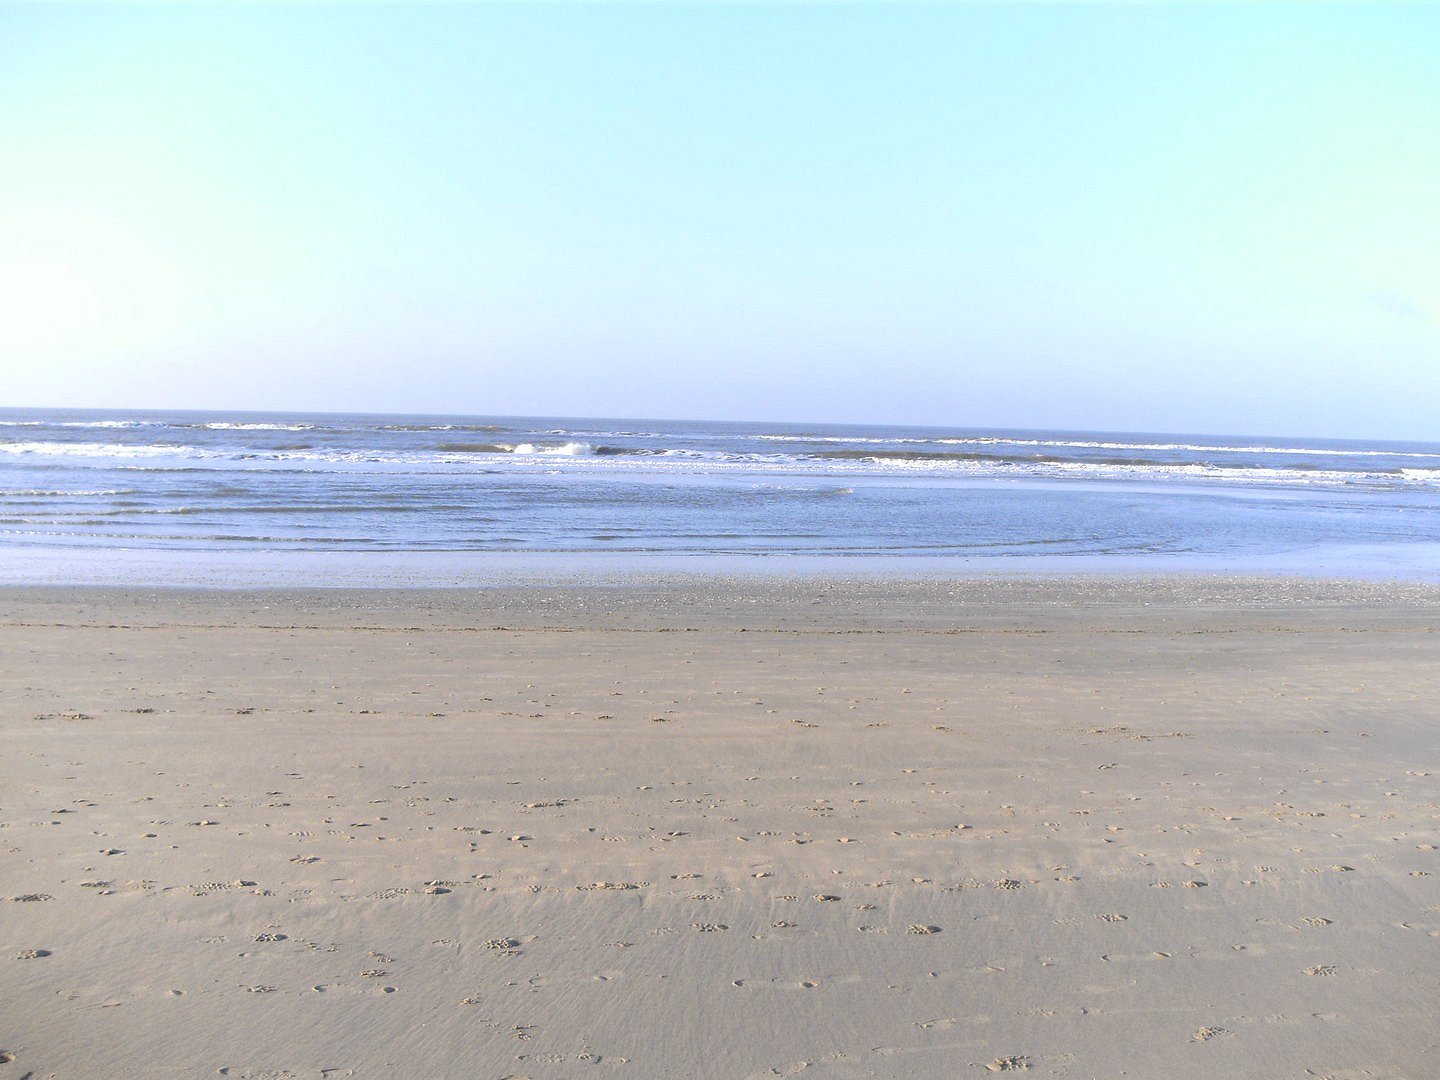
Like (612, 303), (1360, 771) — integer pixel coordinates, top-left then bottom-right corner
(2, 407), (1439, 584)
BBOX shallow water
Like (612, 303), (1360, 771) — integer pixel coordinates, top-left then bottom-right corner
(2, 408), (1438, 580)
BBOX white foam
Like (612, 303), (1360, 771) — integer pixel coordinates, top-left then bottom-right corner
(754, 434), (905, 444)
(3, 489), (135, 497)
(753, 432), (1440, 459)
(0, 419), (163, 429)
(933, 437), (1440, 458)
(5, 433), (1437, 493)
(0, 440), (191, 459)
(200, 422), (314, 431)
(510, 442), (593, 456)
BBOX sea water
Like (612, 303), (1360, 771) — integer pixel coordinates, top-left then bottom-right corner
(2, 408), (1438, 583)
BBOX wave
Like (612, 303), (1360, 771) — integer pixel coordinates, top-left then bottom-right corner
(806, 448), (1376, 472)
(46, 503), (464, 517)
(0, 419), (166, 429)
(377, 423), (509, 433)
(0, 439), (627, 464)
(811, 448), (1204, 467)
(511, 441), (594, 456)
(2, 488), (137, 497)
(4, 436), (1437, 491)
(754, 433), (1440, 460)
(434, 442), (514, 454)
(0, 440), (194, 459)
(930, 437), (1440, 459)
(437, 441), (631, 456)
(198, 422), (315, 431)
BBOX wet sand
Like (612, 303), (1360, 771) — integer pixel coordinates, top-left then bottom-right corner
(3, 577), (1439, 1078)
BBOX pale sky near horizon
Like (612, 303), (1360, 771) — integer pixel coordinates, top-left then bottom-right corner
(1, 2), (1437, 439)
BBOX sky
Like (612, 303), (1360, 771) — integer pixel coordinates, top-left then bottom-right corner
(1, 2), (1437, 439)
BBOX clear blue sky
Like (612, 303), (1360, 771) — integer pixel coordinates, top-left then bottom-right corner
(2, 2), (1437, 438)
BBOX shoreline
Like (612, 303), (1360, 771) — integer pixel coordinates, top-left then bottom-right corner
(5, 573), (1440, 630)
(3, 540), (1440, 590)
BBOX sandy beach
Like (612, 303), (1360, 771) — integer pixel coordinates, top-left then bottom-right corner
(4, 575), (1439, 1078)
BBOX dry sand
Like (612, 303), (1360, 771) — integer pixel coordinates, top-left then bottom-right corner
(3, 576), (1439, 1078)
